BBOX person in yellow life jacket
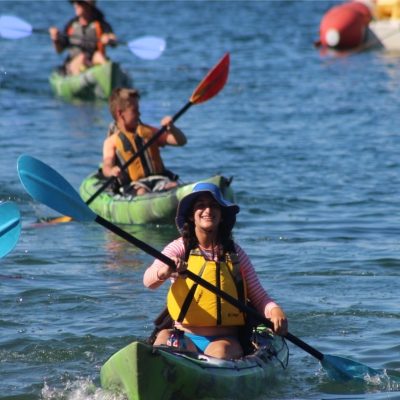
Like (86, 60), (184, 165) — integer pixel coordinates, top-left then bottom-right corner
(102, 87), (187, 196)
(49, 0), (116, 75)
(143, 183), (288, 360)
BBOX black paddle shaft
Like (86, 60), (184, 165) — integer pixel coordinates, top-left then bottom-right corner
(96, 215), (324, 361)
(86, 101), (193, 205)
(96, 215), (176, 268)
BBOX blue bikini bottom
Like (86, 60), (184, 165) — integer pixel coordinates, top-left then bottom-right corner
(184, 332), (236, 353)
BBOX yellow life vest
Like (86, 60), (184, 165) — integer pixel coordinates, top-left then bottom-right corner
(167, 249), (246, 327)
(115, 123), (165, 182)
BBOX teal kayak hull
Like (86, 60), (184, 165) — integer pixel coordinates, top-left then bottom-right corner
(49, 61), (131, 101)
(100, 334), (288, 400)
(79, 172), (234, 225)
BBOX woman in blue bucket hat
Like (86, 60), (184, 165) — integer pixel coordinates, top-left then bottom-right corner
(144, 182), (288, 359)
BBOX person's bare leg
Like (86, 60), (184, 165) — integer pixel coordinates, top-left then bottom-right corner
(164, 181), (178, 190)
(92, 51), (108, 65)
(67, 54), (85, 75)
(205, 337), (243, 359)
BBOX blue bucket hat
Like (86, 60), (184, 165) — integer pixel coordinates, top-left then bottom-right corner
(175, 182), (239, 233)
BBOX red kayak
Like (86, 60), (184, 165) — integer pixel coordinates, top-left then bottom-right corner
(318, 1), (372, 49)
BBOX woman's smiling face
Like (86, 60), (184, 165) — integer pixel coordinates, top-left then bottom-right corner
(192, 194), (222, 232)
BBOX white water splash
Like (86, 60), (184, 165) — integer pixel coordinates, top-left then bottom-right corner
(41, 378), (126, 400)
(364, 370), (400, 392)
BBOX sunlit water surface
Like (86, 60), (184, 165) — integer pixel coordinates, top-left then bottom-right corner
(1, 1), (400, 399)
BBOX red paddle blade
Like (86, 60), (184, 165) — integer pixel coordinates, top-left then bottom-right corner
(190, 53), (230, 104)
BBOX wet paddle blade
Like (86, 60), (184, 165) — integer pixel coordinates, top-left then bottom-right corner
(190, 53), (230, 104)
(127, 36), (166, 60)
(0, 202), (21, 258)
(322, 354), (383, 381)
(17, 155), (96, 223)
(0, 15), (32, 39)
(288, 332), (385, 381)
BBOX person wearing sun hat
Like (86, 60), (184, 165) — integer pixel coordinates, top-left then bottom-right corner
(144, 182), (288, 360)
(49, 0), (117, 75)
(175, 182), (239, 235)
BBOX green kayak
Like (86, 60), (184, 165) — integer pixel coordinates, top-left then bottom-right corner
(49, 61), (131, 101)
(100, 330), (288, 400)
(79, 172), (234, 225)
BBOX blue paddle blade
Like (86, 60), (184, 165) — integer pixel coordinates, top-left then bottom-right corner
(17, 155), (96, 222)
(322, 354), (383, 381)
(0, 15), (32, 39)
(0, 202), (21, 259)
(127, 36), (166, 60)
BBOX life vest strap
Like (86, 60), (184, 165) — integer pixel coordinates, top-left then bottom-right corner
(177, 260), (207, 323)
(134, 134), (151, 177)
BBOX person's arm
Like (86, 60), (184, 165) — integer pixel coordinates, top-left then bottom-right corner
(236, 243), (288, 335)
(49, 19), (74, 53)
(101, 32), (117, 46)
(143, 238), (186, 289)
(102, 134), (121, 178)
(100, 21), (117, 47)
(268, 306), (287, 335)
(160, 116), (187, 146)
(49, 26), (69, 53)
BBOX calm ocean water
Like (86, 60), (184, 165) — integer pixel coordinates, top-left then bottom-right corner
(1, 0), (400, 399)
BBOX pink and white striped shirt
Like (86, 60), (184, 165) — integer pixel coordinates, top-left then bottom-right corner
(143, 237), (280, 320)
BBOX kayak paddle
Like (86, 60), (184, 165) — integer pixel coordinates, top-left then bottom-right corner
(121, 36), (166, 61)
(44, 52), (230, 225)
(17, 154), (386, 382)
(0, 201), (21, 259)
(0, 15), (166, 60)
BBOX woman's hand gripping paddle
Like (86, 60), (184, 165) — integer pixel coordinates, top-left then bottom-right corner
(44, 52), (230, 224)
(0, 201), (21, 259)
(0, 15), (166, 60)
(17, 154), (388, 382)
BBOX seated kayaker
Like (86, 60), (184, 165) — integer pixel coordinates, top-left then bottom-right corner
(102, 87), (187, 196)
(143, 183), (288, 360)
(48, 0), (116, 76)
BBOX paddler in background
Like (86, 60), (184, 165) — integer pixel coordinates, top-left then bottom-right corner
(48, 0), (116, 75)
(143, 183), (288, 360)
(102, 87), (187, 196)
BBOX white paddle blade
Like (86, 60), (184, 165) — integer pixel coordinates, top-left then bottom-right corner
(128, 36), (166, 60)
(0, 15), (32, 39)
